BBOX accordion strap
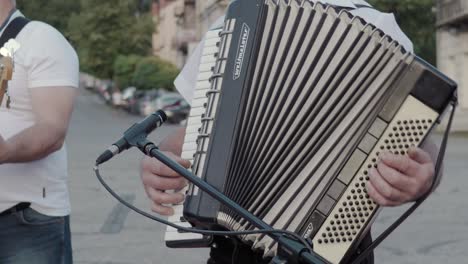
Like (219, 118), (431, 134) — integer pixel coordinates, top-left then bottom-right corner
(351, 98), (458, 264)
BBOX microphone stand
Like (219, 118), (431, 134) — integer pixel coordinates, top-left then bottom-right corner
(134, 139), (328, 264)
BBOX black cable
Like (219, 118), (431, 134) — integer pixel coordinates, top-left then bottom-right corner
(93, 165), (313, 253)
(350, 101), (457, 264)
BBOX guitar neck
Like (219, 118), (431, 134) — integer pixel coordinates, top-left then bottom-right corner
(0, 56), (13, 107)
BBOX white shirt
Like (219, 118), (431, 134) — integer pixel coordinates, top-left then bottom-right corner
(0, 11), (79, 216)
(175, 0), (414, 104)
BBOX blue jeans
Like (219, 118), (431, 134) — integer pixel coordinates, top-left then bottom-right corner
(0, 207), (73, 264)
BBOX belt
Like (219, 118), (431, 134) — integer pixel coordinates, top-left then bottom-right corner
(0, 202), (31, 217)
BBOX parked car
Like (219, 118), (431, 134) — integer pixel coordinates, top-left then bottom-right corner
(126, 90), (146, 115)
(122, 87), (137, 101)
(120, 86), (137, 109)
(96, 80), (114, 104)
(111, 90), (123, 107)
(153, 93), (190, 124)
(139, 89), (165, 116)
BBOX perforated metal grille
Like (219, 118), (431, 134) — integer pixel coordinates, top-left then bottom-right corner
(316, 118), (433, 245)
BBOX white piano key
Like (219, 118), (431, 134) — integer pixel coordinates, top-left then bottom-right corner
(186, 116), (202, 126)
(202, 46), (219, 56)
(183, 133), (199, 144)
(168, 215), (182, 223)
(166, 221), (194, 232)
(193, 88), (210, 99)
(204, 38), (221, 47)
(184, 134), (199, 144)
(191, 99), (207, 108)
(182, 138), (197, 147)
(164, 231), (205, 241)
(186, 120), (202, 130)
(200, 55), (217, 64)
(182, 143), (197, 152)
(199, 64), (214, 73)
(196, 80), (211, 89)
(197, 71), (213, 81)
(206, 29), (221, 39)
(187, 114), (203, 123)
(190, 107), (206, 117)
(181, 151), (194, 160)
(186, 125), (202, 134)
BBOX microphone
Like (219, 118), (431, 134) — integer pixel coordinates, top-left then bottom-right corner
(96, 110), (167, 165)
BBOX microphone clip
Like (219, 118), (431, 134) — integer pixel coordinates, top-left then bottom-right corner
(96, 110), (167, 165)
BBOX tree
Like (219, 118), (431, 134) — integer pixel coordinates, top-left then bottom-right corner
(113, 55), (143, 89)
(132, 57), (179, 91)
(368, 0), (436, 64)
(67, 0), (154, 79)
(17, 0), (80, 38)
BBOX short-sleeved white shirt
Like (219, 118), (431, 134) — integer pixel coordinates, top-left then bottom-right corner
(0, 11), (79, 216)
(175, 0), (414, 104)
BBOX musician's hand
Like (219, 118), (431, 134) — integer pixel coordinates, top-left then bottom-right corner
(367, 147), (435, 207)
(140, 152), (190, 216)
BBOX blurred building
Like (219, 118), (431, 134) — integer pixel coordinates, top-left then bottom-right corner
(152, 0), (197, 68)
(152, 0), (229, 68)
(196, 0), (229, 39)
(436, 0), (468, 131)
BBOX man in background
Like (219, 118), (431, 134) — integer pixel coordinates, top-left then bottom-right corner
(0, 0), (79, 263)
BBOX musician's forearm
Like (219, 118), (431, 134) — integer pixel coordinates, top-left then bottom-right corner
(0, 122), (66, 164)
(159, 126), (187, 156)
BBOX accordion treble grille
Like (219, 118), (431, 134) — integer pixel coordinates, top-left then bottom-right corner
(312, 96), (438, 264)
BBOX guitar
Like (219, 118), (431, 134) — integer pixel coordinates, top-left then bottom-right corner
(0, 55), (13, 108)
(0, 39), (20, 109)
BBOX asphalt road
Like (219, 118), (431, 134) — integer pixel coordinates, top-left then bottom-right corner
(67, 88), (468, 264)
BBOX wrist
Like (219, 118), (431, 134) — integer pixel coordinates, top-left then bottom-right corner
(0, 141), (13, 164)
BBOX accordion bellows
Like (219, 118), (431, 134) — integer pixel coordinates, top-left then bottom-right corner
(165, 1), (457, 263)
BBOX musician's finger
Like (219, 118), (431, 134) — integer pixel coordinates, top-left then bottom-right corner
(380, 152), (419, 175)
(151, 202), (174, 216)
(376, 162), (413, 193)
(368, 168), (410, 204)
(146, 187), (185, 205)
(141, 153), (191, 177)
(141, 171), (187, 191)
(366, 180), (400, 207)
(408, 147), (433, 165)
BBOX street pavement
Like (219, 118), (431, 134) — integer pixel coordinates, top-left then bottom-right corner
(68, 88), (468, 264)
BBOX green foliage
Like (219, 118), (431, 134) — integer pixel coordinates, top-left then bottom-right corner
(17, 0), (80, 38)
(18, 0), (168, 91)
(132, 57), (179, 91)
(368, 0), (436, 64)
(113, 55), (144, 89)
(67, 0), (154, 79)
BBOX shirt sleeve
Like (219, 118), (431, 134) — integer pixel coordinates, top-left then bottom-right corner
(24, 22), (79, 89)
(351, 8), (414, 53)
(174, 16), (226, 105)
(174, 39), (205, 105)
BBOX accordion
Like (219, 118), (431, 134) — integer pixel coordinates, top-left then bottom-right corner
(165, 0), (457, 263)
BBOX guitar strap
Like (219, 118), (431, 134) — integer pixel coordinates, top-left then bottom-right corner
(0, 16), (30, 48)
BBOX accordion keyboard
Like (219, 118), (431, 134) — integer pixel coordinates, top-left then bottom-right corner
(164, 28), (222, 247)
